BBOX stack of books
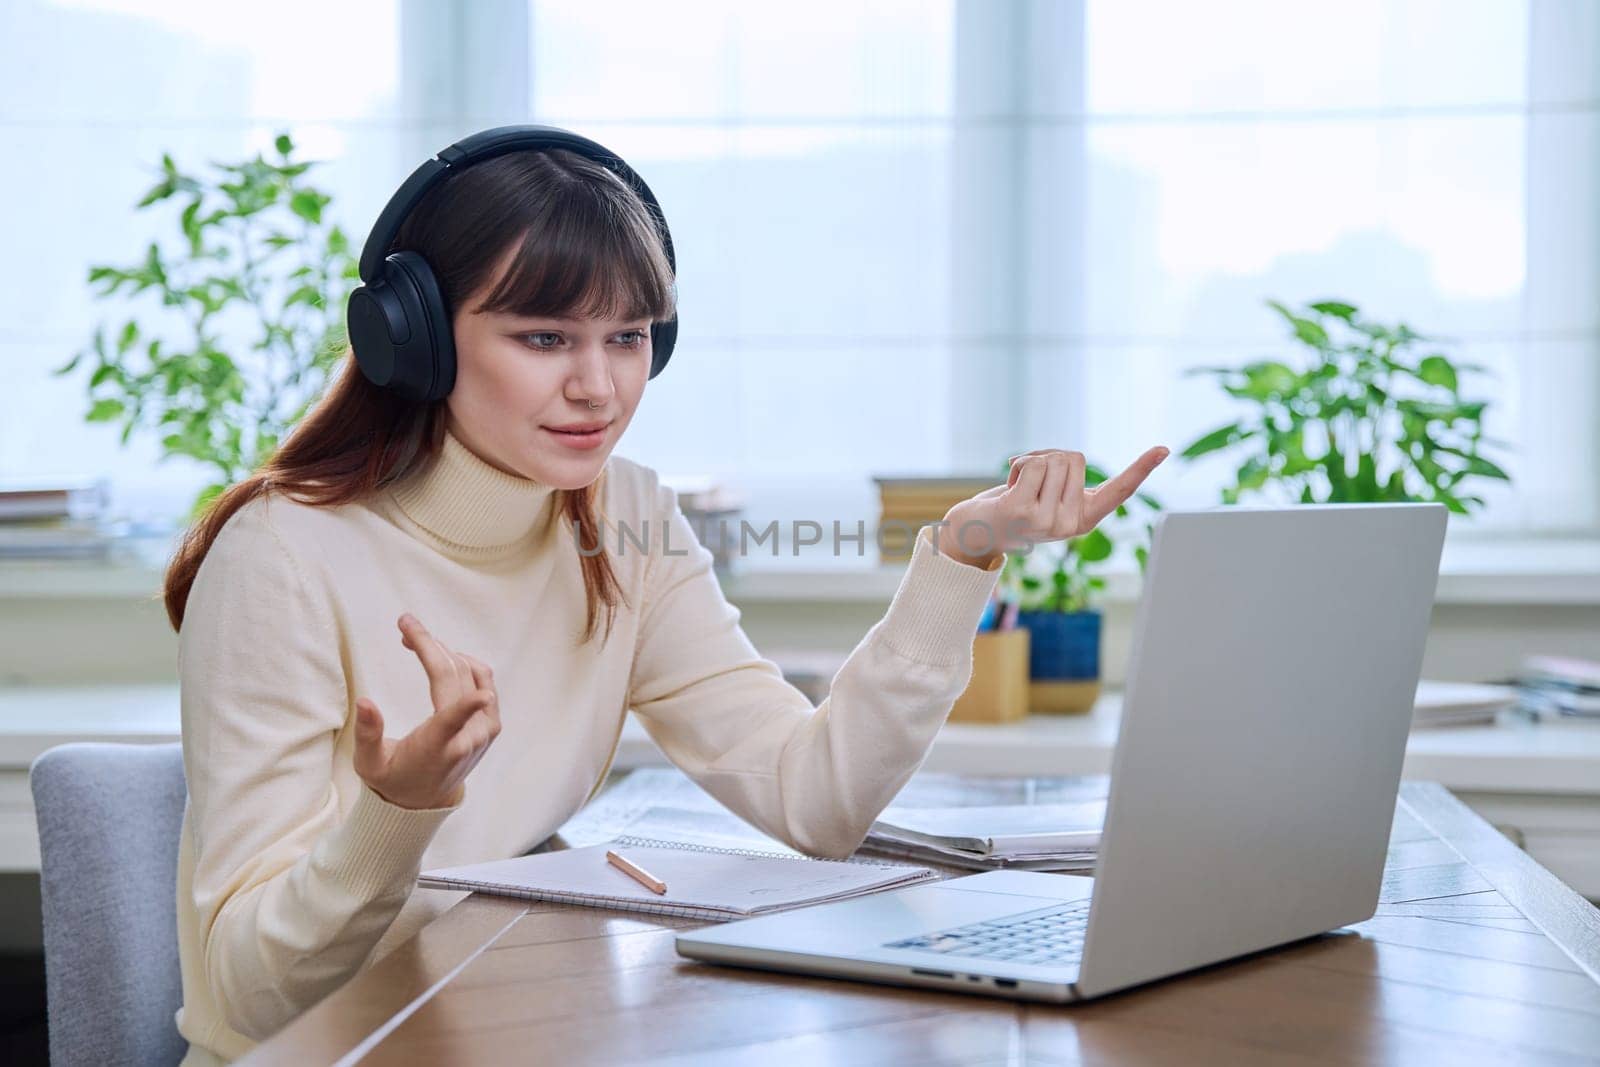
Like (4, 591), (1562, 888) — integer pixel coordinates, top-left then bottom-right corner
(871, 474), (1001, 564)
(0, 480), (119, 559)
(1517, 656), (1600, 722)
(1411, 680), (1520, 728)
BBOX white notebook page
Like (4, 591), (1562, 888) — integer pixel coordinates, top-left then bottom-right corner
(419, 838), (935, 920)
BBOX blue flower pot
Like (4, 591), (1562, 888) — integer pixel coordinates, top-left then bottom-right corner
(1018, 610), (1102, 714)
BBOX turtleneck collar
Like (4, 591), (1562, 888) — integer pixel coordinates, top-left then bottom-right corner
(387, 429), (560, 553)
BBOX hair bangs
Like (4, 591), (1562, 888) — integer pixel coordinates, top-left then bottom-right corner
(476, 184), (675, 325)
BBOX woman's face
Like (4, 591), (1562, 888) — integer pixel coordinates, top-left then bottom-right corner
(443, 262), (654, 489)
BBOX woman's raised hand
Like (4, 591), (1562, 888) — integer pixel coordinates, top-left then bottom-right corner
(352, 613), (502, 810)
(935, 447), (1170, 569)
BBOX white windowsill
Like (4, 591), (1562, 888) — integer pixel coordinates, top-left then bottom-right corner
(0, 684), (1596, 790)
(1, 538), (1598, 607)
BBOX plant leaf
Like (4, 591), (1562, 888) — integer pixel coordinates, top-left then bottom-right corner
(289, 189), (329, 224)
(1180, 422), (1251, 459)
(1308, 300), (1358, 320)
(1463, 455), (1511, 481)
(1416, 354), (1458, 391)
(1072, 528), (1113, 563)
(87, 398), (125, 422)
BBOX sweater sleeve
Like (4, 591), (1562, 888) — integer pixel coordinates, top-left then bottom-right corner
(178, 499), (458, 1041)
(626, 483), (1003, 859)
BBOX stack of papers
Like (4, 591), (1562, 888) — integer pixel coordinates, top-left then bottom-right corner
(863, 801), (1106, 872)
(1412, 680), (1520, 728)
(535, 769), (1108, 877)
(1518, 656), (1600, 721)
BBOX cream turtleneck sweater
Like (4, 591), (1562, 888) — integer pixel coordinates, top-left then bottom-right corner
(174, 430), (1003, 1064)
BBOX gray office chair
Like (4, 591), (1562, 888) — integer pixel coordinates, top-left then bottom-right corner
(31, 742), (188, 1067)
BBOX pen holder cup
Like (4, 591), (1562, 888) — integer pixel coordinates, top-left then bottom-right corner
(948, 628), (1031, 725)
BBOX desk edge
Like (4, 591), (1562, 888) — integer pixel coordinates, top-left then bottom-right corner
(1401, 780), (1600, 984)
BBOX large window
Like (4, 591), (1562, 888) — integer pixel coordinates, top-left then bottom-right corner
(5, 0), (1596, 543)
(1062, 0), (1600, 536)
(2, 0), (413, 524)
(527, 1), (962, 537)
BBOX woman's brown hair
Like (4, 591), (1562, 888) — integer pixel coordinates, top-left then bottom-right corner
(162, 147), (678, 645)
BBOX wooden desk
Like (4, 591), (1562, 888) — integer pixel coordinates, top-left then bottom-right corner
(244, 773), (1600, 1065)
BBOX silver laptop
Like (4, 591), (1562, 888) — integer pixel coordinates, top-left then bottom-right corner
(676, 503), (1449, 1002)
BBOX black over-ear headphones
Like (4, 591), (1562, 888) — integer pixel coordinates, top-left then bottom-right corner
(347, 124), (679, 403)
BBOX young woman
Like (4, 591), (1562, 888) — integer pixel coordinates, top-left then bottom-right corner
(163, 128), (1167, 1064)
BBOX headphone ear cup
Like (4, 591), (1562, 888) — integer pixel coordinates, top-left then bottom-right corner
(349, 263), (437, 402)
(348, 277), (410, 394)
(649, 317), (678, 380)
(386, 251), (455, 402)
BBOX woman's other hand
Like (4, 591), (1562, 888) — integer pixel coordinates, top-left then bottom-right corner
(352, 613), (502, 810)
(935, 447), (1170, 569)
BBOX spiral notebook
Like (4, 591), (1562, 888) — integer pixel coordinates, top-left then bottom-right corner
(418, 837), (938, 921)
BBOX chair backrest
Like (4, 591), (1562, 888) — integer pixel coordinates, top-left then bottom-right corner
(31, 742), (188, 1067)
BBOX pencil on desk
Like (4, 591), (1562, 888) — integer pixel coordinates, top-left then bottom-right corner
(606, 849), (668, 894)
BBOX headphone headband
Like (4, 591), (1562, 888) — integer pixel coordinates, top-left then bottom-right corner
(357, 125), (676, 283)
(347, 124), (680, 401)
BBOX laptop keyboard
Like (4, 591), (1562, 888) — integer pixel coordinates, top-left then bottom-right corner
(883, 898), (1091, 966)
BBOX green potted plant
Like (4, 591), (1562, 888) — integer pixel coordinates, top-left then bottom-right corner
(998, 464), (1161, 714)
(52, 133), (359, 522)
(1180, 299), (1511, 513)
